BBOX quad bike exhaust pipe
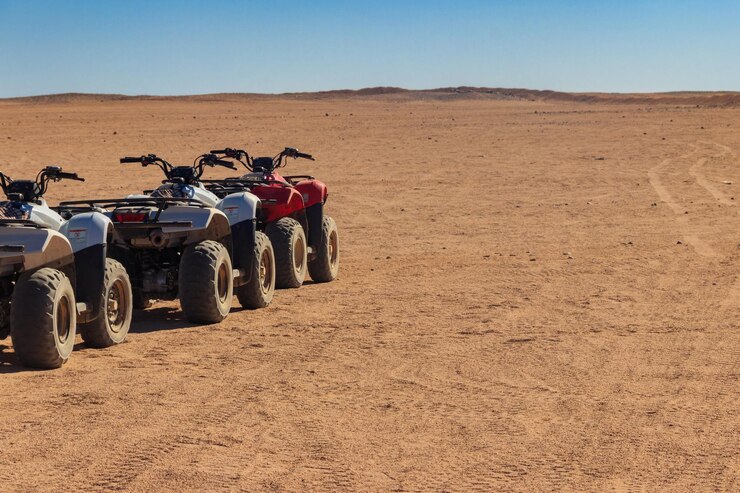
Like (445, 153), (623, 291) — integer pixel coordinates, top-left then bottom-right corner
(149, 229), (165, 248)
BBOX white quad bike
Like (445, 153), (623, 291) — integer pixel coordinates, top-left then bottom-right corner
(56, 154), (275, 324)
(0, 167), (133, 369)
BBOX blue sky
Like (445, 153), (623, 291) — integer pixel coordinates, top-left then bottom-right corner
(0, 0), (738, 97)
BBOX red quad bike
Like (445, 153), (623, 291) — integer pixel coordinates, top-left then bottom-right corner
(204, 147), (338, 288)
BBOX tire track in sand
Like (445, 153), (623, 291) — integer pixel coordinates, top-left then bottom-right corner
(650, 142), (740, 310)
(689, 142), (735, 207)
(693, 142), (740, 310)
(647, 146), (718, 258)
(698, 143), (740, 310)
(721, 280), (740, 310)
(75, 392), (246, 492)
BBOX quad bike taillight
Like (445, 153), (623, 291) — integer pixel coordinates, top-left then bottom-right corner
(115, 212), (148, 223)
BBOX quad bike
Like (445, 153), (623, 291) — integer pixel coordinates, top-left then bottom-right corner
(56, 154), (275, 322)
(204, 147), (338, 288)
(0, 166), (133, 369)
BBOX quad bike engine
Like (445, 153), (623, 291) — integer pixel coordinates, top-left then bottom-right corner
(141, 267), (177, 294)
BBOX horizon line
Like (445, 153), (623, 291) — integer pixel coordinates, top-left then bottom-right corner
(3, 86), (740, 101)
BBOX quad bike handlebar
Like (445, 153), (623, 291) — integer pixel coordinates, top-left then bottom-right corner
(0, 166), (85, 202)
(119, 153), (235, 185)
(209, 148), (251, 167)
(37, 166), (85, 183)
(281, 147), (315, 161)
(209, 146), (315, 173)
(195, 153), (238, 171)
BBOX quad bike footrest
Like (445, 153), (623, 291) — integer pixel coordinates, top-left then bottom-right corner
(76, 302), (89, 315)
(233, 268), (247, 287)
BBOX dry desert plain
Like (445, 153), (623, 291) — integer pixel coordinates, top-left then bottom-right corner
(0, 91), (737, 491)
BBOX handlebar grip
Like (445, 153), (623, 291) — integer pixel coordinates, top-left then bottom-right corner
(120, 157), (141, 164)
(214, 159), (237, 169)
(58, 172), (85, 181)
(210, 149), (228, 154)
(296, 152), (315, 160)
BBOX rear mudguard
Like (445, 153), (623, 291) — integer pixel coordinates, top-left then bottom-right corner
(249, 186), (305, 224)
(0, 227), (76, 285)
(294, 180), (328, 250)
(216, 192), (259, 280)
(157, 207), (231, 244)
(216, 192), (260, 225)
(304, 202), (325, 250)
(60, 212), (112, 323)
(293, 179), (328, 209)
(110, 206), (232, 248)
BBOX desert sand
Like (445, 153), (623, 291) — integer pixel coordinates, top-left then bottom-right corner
(0, 92), (737, 491)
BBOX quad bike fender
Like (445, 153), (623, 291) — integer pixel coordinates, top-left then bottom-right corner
(304, 202), (325, 251)
(60, 212), (113, 323)
(216, 192), (260, 225)
(252, 186), (305, 224)
(294, 179), (328, 209)
(154, 207), (231, 240)
(229, 218), (256, 281)
(60, 212), (112, 253)
(156, 207), (232, 248)
(216, 192), (259, 278)
(0, 228), (75, 283)
(112, 206), (231, 250)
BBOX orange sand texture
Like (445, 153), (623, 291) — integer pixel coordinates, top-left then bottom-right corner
(0, 90), (738, 491)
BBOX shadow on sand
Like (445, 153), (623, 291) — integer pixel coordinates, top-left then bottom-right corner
(1, 300), (264, 372)
(0, 343), (53, 374)
(129, 306), (200, 334)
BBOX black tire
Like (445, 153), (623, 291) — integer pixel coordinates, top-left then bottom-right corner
(236, 231), (275, 309)
(80, 259), (133, 348)
(0, 297), (10, 340)
(266, 217), (307, 289)
(10, 268), (76, 369)
(308, 215), (339, 283)
(179, 240), (233, 323)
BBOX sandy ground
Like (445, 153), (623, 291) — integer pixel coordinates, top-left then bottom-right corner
(0, 97), (737, 492)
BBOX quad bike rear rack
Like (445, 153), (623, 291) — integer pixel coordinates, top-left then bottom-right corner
(282, 175), (315, 184)
(201, 178), (292, 188)
(200, 185), (279, 204)
(57, 197), (205, 220)
(57, 197), (209, 210)
(56, 197), (205, 236)
(201, 179), (287, 202)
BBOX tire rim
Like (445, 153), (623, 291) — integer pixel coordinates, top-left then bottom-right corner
(217, 261), (229, 303)
(107, 279), (127, 334)
(294, 235), (305, 273)
(260, 248), (273, 294)
(56, 294), (72, 344)
(329, 229), (338, 268)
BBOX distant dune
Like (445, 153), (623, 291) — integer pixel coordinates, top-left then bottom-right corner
(3, 87), (740, 106)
